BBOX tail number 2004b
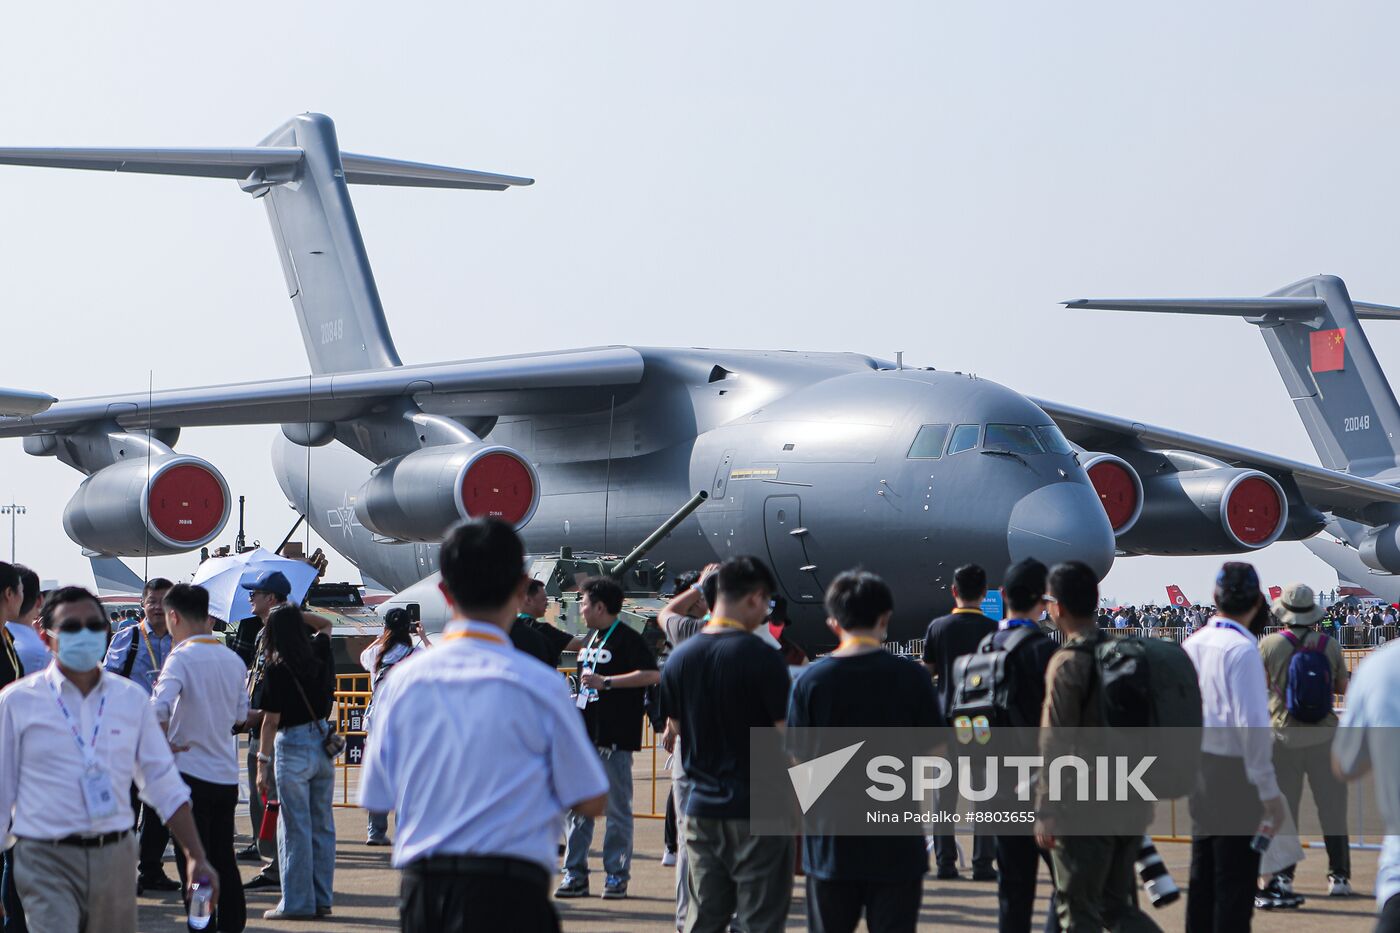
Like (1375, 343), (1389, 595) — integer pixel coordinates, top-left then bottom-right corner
(1344, 415), (1372, 433)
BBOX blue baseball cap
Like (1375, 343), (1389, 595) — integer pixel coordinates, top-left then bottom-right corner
(240, 569), (292, 598)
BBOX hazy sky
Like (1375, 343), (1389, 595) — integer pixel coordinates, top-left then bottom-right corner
(2, 2), (1398, 604)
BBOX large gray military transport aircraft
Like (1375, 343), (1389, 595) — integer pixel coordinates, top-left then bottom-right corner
(3, 115), (1395, 643)
(1071, 273), (1400, 606)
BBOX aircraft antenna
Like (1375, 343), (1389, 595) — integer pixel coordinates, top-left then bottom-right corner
(143, 370), (153, 584)
(602, 395), (616, 554)
(305, 373), (313, 558)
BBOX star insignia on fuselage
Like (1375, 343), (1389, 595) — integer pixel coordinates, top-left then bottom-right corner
(326, 492), (362, 540)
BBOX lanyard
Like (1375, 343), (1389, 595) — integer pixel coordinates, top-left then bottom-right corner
(1001, 618), (1039, 630)
(1, 627), (19, 675)
(1213, 619), (1254, 640)
(443, 629), (507, 646)
(582, 620), (621, 664)
(704, 616), (747, 633)
(137, 625), (162, 672)
(838, 634), (882, 651)
(47, 678), (106, 766)
(951, 608), (984, 616)
(172, 634), (223, 655)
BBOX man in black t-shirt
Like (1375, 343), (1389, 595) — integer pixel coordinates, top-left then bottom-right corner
(921, 563), (997, 881)
(791, 570), (940, 933)
(659, 556), (793, 933)
(983, 559), (1058, 933)
(516, 579), (575, 668)
(556, 578), (659, 901)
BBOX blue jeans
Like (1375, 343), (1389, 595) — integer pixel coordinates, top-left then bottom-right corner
(274, 723), (336, 916)
(563, 748), (634, 882)
(367, 810), (389, 841)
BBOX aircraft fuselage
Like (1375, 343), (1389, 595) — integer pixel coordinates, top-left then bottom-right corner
(275, 347), (1115, 644)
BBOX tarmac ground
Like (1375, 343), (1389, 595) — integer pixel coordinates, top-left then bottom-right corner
(132, 763), (1388, 932)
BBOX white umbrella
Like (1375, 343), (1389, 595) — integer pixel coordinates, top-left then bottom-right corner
(191, 547), (320, 624)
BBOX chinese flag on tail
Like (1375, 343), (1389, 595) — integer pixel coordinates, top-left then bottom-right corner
(1310, 328), (1346, 373)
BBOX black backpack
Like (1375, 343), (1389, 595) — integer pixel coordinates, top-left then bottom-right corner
(949, 626), (1042, 731)
(1065, 635), (1203, 799)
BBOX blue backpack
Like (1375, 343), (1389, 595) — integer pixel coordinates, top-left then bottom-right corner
(1281, 629), (1333, 724)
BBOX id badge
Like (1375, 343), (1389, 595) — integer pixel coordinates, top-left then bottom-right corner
(81, 763), (120, 820)
(575, 667), (594, 710)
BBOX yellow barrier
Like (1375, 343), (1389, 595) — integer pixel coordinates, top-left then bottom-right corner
(330, 671), (670, 818)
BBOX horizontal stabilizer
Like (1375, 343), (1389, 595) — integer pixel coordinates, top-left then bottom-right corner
(0, 147), (303, 179)
(1353, 301), (1400, 321)
(340, 152), (532, 190)
(1063, 297), (1326, 319)
(0, 387), (54, 417)
(0, 146), (533, 190)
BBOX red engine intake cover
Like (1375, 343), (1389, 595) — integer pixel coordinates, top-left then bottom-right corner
(1087, 460), (1139, 533)
(148, 463), (227, 545)
(461, 452), (535, 526)
(1225, 475), (1283, 546)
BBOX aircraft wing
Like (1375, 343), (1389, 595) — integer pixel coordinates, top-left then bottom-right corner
(0, 346), (644, 437)
(1036, 397), (1400, 524)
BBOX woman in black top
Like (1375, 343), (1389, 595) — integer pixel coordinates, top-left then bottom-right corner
(253, 605), (337, 920)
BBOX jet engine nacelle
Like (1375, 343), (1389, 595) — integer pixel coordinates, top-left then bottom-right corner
(1080, 453), (1144, 536)
(63, 455), (231, 557)
(356, 443), (539, 542)
(1118, 467), (1288, 555)
(1359, 523), (1400, 574)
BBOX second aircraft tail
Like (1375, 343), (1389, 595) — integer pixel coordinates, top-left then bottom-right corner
(1068, 274), (1400, 479)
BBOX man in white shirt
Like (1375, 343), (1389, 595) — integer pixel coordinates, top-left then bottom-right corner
(1181, 562), (1287, 932)
(1333, 638), (1400, 931)
(151, 583), (249, 932)
(360, 518), (608, 933)
(0, 586), (217, 933)
(6, 565), (49, 677)
(102, 577), (180, 893)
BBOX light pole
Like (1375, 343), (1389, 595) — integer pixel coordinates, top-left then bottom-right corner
(0, 504), (26, 563)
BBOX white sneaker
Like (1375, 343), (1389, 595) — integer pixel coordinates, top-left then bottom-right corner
(1328, 874), (1353, 897)
(661, 850), (677, 867)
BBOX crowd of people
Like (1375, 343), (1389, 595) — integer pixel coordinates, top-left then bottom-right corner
(0, 563), (343, 931)
(0, 526), (1398, 932)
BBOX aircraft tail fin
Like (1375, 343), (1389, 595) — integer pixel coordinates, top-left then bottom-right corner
(0, 114), (532, 375)
(1165, 585), (1192, 608)
(88, 556), (147, 596)
(1068, 275), (1400, 478)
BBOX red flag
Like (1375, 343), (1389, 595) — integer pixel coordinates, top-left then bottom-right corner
(1310, 328), (1345, 373)
(1268, 585), (1282, 602)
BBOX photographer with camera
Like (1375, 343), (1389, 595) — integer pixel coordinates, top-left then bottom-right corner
(359, 607), (430, 846)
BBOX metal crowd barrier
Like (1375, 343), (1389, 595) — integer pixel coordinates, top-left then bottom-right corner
(329, 671), (671, 818)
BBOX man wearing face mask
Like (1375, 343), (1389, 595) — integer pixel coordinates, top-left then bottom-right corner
(0, 587), (218, 933)
(102, 578), (180, 895)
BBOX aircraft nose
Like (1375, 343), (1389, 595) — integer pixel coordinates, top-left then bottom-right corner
(1007, 482), (1116, 578)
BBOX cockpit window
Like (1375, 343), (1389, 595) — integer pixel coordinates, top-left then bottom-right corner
(907, 424), (951, 459)
(1034, 424), (1073, 455)
(947, 423), (980, 455)
(985, 424), (1044, 454)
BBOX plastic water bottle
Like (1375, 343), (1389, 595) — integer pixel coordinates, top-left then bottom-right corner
(188, 874), (214, 930)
